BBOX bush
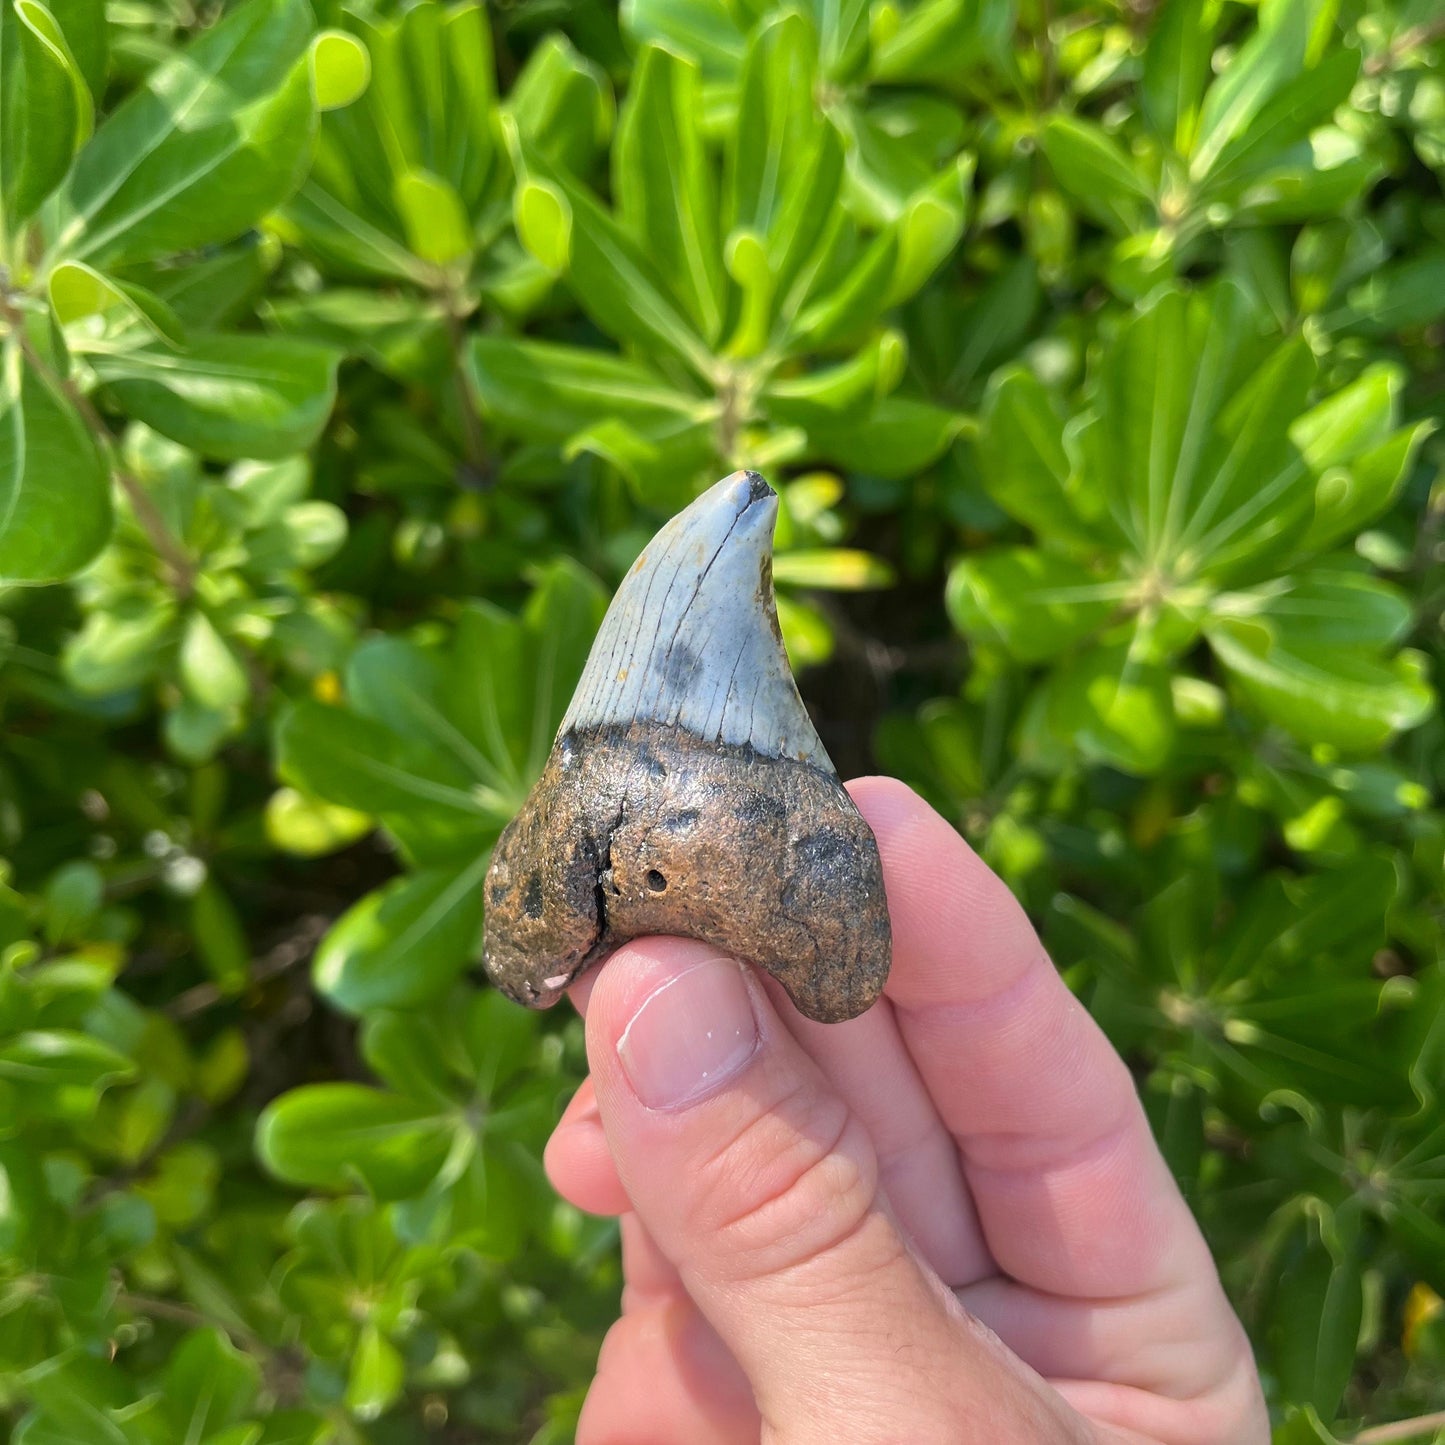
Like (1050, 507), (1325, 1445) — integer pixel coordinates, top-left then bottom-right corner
(0, 0), (1441, 1438)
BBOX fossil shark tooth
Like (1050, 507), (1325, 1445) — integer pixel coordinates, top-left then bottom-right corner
(481, 470), (892, 1024)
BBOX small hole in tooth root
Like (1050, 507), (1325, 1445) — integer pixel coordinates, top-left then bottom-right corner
(646, 869), (667, 892)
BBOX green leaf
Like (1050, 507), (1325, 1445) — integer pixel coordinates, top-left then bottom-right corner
(56, 0), (317, 267)
(394, 168), (472, 267)
(789, 234), (895, 346)
(615, 43), (726, 344)
(161, 1328), (261, 1439)
(834, 92), (967, 228)
(346, 1322), (405, 1421)
(1019, 643), (1176, 775)
(1230, 141), (1380, 226)
(341, 633), (527, 822)
(361, 1009), (464, 1107)
(135, 239), (275, 331)
(563, 413), (719, 501)
(1272, 1407), (1343, 1445)
(44, 0), (105, 99)
(761, 332), (905, 424)
(1334, 246), (1445, 337)
(191, 881), (250, 992)
(360, 1), (496, 202)
(1077, 280), (1318, 581)
(1199, 49), (1360, 202)
(282, 1), (498, 284)
(1141, 0), (1215, 153)
(770, 548), (893, 590)
(179, 611), (249, 711)
(205, 442), (307, 521)
(973, 366), (1098, 548)
(786, 159), (969, 346)
(0, 1029), (134, 1089)
(63, 590), (178, 692)
(1039, 115), (1153, 234)
(264, 289), (447, 381)
(447, 561), (608, 794)
(1191, 0), (1312, 177)
(1267, 1226), (1362, 1420)
(508, 124), (713, 377)
(0, 343), (111, 585)
(90, 333), (340, 461)
(308, 29), (370, 111)
(49, 260), (188, 347)
(1215, 568), (1414, 650)
(870, 0), (1013, 84)
(514, 176), (571, 274)
(43, 859), (102, 943)
(312, 862), (487, 1015)
(256, 1083), (457, 1198)
(804, 395), (966, 478)
(912, 256), (1040, 402)
(1, 0), (92, 223)
(1291, 362), (1402, 474)
(724, 11), (842, 316)
(166, 697), (238, 763)
(624, 0), (745, 74)
(1304, 423), (1430, 556)
(468, 336), (705, 445)
(507, 32), (612, 176)
(251, 499), (346, 571)
(947, 548), (1119, 662)
(1206, 615), (1433, 751)
(12, 1357), (137, 1445)
(458, 986), (543, 1101)
(265, 787), (372, 857)
(884, 158), (973, 306)
(275, 700), (491, 833)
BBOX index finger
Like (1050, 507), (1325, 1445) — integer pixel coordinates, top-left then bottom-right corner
(850, 777), (1217, 1302)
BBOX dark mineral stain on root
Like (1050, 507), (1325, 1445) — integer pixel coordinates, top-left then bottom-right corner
(481, 721), (891, 1024)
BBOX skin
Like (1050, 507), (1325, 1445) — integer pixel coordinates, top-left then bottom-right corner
(545, 778), (1271, 1445)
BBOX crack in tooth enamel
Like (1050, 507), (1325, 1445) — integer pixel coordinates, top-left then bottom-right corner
(559, 471), (827, 766)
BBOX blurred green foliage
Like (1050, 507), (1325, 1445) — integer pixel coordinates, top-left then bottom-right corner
(0, 0), (1442, 1438)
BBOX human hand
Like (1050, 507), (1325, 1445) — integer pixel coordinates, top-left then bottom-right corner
(545, 778), (1269, 1444)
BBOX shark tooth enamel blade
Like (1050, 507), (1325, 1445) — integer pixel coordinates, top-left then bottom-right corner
(481, 471), (892, 1023)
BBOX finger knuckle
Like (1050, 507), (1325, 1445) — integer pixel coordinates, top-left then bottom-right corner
(695, 1081), (882, 1284)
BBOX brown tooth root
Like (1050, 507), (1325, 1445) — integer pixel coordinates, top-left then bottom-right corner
(481, 470), (892, 1024)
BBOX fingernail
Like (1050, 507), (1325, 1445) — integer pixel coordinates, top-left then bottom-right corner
(617, 958), (760, 1110)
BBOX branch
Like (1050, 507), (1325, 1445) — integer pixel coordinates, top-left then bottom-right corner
(443, 290), (487, 472)
(1364, 17), (1445, 75)
(114, 1287), (310, 1401)
(166, 914), (326, 1018)
(1354, 1410), (1445, 1444)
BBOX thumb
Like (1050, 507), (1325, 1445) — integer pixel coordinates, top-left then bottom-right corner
(583, 938), (1081, 1444)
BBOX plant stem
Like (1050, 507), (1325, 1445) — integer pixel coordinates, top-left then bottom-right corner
(115, 1287), (309, 1400)
(68, 382), (198, 598)
(443, 290), (487, 472)
(1364, 16), (1445, 74)
(113, 1290), (211, 1331)
(167, 917), (323, 1018)
(1037, 0), (1059, 106)
(1354, 1411), (1445, 1443)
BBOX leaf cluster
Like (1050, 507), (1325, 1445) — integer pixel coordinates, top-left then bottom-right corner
(0, 0), (1442, 1439)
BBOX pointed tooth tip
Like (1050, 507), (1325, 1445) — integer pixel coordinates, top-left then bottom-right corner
(714, 469), (777, 522)
(739, 470), (774, 504)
